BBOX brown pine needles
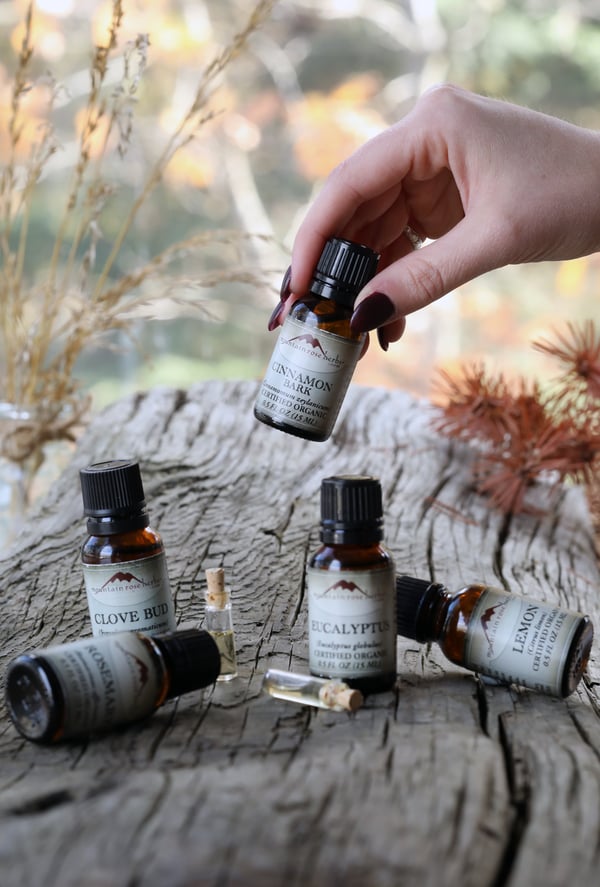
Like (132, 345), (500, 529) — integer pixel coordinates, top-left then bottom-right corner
(0, 0), (276, 480)
(432, 321), (600, 530)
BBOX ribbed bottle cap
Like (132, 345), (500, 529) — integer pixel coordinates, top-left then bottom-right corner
(320, 475), (383, 544)
(80, 460), (146, 517)
(396, 575), (435, 640)
(310, 238), (379, 307)
(154, 629), (221, 698)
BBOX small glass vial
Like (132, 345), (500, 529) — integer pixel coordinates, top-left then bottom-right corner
(204, 567), (238, 681)
(254, 237), (379, 442)
(263, 668), (363, 712)
(4, 628), (221, 743)
(80, 460), (176, 637)
(307, 476), (397, 694)
(396, 575), (594, 697)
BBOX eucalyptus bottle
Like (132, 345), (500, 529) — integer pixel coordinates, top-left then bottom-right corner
(307, 476), (397, 694)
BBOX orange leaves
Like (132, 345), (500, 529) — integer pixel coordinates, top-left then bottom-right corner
(433, 321), (600, 515)
(290, 74), (386, 180)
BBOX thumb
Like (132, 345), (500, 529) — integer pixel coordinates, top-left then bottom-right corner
(353, 217), (506, 323)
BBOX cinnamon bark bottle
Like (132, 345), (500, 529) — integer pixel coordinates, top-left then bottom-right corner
(307, 476), (397, 694)
(254, 237), (379, 442)
(80, 460), (176, 637)
(396, 575), (594, 697)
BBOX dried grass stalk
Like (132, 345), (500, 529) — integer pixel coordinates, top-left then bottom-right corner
(0, 0), (276, 477)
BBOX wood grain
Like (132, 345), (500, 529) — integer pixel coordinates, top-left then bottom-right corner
(0, 380), (598, 887)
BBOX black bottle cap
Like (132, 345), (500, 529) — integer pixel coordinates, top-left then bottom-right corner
(396, 575), (440, 640)
(154, 629), (221, 698)
(310, 238), (379, 307)
(80, 460), (148, 534)
(320, 475), (383, 544)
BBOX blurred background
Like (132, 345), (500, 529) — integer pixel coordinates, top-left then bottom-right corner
(2, 0), (600, 409)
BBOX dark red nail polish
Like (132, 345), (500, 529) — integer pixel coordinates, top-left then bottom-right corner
(350, 292), (395, 334)
(268, 299), (286, 331)
(279, 265), (292, 301)
(377, 327), (389, 352)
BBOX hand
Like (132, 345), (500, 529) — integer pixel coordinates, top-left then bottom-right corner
(273, 85), (600, 351)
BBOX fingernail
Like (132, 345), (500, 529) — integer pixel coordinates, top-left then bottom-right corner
(350, 292), (395, 334)
(377, 327), (389, 352)
(268, 299), (286, 331)
(279, 265), (292, 301)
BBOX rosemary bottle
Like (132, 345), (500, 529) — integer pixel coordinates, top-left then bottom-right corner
(307, 476), (397, 694)
(396, 575), (594, 697)
(80, 460), (176, 636)
(5, 628), (221, 743)
(204, 567), (238, 681)
(254, 237), (379, 442)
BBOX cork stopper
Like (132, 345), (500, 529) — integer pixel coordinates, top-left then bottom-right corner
(204, 567), (228, 609)
(319, 680), (364, 712)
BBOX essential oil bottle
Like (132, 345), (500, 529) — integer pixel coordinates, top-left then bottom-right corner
(80, 460), (176, 637)
(4, 628), (221, 743)
(307, 476), (397, 694)
(254, 237), (379, 442)
(204, 567), (238, 681)
(396, 575), (594, 697)
(263, 668), (363, 712)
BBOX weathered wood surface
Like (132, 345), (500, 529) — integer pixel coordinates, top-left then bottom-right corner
(0, 379), (599, 887)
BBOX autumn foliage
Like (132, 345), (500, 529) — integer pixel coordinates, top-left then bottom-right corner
(432, 321), (600, 534)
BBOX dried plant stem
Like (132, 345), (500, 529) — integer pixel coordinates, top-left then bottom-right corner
(93, 0), (276, 301)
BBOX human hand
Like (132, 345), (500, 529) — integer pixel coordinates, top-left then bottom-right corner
(271, 85), (600, 351)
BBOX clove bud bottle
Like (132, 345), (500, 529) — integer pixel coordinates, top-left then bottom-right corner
(80, 460), (176, 637)
(5, 628), (221, 743)
(307, 476), (397, 694)
(254, 237), (379, 442)
(396, 575), (594, 697)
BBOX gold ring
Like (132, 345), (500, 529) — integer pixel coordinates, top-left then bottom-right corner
(404, 225), (424, 250)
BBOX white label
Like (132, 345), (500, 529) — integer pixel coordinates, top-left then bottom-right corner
(83, 552), (176, 636)
(255, 316), (362, 437)
(42, 633), (162, 737)
(464, 588), (583, 695)
(308, 566), (396, 679)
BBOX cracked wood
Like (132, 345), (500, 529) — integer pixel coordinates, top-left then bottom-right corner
(0, 380), (599, 887)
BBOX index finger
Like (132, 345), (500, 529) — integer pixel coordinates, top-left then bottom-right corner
(290, 117), (420, 294)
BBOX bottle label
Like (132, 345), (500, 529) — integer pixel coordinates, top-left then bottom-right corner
(42, 634), (162, 738)
(464, 588), (583, 694)
(83, 552), (176, 636)
(308, 566), (396, 679)
(255, 316), (362, 436)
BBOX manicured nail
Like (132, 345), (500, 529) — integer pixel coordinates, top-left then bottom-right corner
(268, 299), (286, 331)
(377, 327), (389, 352)
(279, 265), (292, 301)
(350, 292), (395, 334)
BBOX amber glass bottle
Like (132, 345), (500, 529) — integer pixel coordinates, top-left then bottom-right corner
(396, 575), (594, 697)
(254, 237), (379, 442)
(80, 460), (176, 637)
(307, 476), (397, 694)
(5, 628), (220, 743)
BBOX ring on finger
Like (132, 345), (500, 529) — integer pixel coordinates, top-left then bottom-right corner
(403, 225), (424, 250)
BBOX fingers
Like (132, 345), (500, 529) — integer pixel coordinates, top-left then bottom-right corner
(350, 215), (505, 327)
